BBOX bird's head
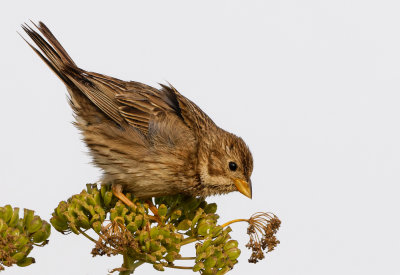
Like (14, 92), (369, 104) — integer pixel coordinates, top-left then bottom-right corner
(197, 130), (253, 198)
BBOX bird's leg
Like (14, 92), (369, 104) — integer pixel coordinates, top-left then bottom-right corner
(112, 183), (134, 207)
(145, 199), (161, 224)
(112, 184), (161, 223)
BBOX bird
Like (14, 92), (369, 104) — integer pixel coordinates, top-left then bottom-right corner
(21, 22), (253, 205)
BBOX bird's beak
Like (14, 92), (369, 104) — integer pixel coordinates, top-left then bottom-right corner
(233, 178), (252, 199)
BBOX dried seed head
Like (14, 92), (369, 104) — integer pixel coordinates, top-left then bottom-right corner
(245, 212), (281, 263)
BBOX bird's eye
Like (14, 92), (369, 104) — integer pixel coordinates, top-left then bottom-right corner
(229, 161), (238, 171)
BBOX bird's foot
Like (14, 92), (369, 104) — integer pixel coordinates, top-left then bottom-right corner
(111, 183), (134, 208)
(145, 199), (162, 224)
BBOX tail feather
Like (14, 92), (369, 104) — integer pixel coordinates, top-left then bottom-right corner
(21, 22), (125, 126)
(33, 21), (76, 66)
(20, 24), (73, 87)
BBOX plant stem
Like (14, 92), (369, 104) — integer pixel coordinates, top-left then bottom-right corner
(221, 218), (249, 228)
(180, 236), (200, 246)
(119, 254), (143, 275)
(166, 264), (193, 270)
(77, 228), (98, 244)
(177, 256), (196, 260)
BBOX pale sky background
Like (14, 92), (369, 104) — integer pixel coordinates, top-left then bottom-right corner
(1, 0), (400, 274)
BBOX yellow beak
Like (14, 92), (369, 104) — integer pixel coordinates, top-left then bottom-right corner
(233, 178), (252, 199)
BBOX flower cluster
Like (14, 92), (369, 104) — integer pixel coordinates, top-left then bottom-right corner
(0, 205), (51, 271)
(50, 184), (280, 274)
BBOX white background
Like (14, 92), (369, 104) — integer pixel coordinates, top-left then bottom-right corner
(1, 1), (399, 274)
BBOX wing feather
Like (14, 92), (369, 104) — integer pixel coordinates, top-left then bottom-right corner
(22, 21), (216, 137)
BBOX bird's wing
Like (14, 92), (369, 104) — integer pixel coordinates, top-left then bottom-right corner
(116, 83), (216, 136)
(115, 82), (181, 135)
(22, 21), (216, 136)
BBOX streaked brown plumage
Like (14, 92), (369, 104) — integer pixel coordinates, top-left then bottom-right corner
(21, 22), (253, 199)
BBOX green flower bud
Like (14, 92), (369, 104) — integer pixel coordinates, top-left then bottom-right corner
(90, 214), (100, 224)
(126, 222), (138, 233)
(12, 252), (26, 262)
(145, 239), (151, 252)
(92, 221), (102, 233)
(169, 243), (180, 253)
(205, 245), (216, 258)
(212, 232), (229, 246)
(170, 209), (182, 220)
(16, 257), (35, 267)
(54, 201), (68, 221)
(193, 262), (204, 272)
(164, 251), (178, 262)
(197, 237), (212, 253)
(19, 242), (33, 254)
(199, 201), (208, 209)
(198, 223), (212, 236)
(203, 267), (216, 275)
(150, 240), (162, 252)
(66, 204), (79, 218)
(159, 228), (171, 239)
(204, 203), (217, 214)
(9, 227), (20, 238)
(85, 195), (97, 207)
(0, 219), (7, 233)
(136, 204), (145, 215)
(138, 230), (149, 244)
(43, 222), (51, 237)
(134, 215), (144, 228)
(176, 219), (191, 231)
(15, 219), (24, 232)
(152, 250), (163, 260)
(204, 256), (217, 269)
(93, 191), (101, 206)
(223, 240), (238, 251)
(120, 206), (129, 218)
(50, 216), (68, 232)
(23, 209), (34, 228)
(215, 256), (226, 269)
(103, 191), (113, 207)
(94, 206), (106, 220)
(144, 253), (156, 263)
(76, 214), (90, 229)
(109, 209), (118, 222)
(27, 216), (42, 233)
(185, 197), (202, 211)
(1, 205), (13, 223)
(78, 201), (95, 217)
(226, 248), (241, 260)
(85, 183), (96, 194)
(153, 263), (164, 271)
(158, 204), (168, 217)
(32, 223), (51, 243)
(15, 235), (30, 248)
(150, 227), (159, 239)
(191, 209), (204, 229)
(211, 226), (223, 237)
(124, 212), (134, 224)
(69, 223), (80, 235)
(197, 252), (207, 261)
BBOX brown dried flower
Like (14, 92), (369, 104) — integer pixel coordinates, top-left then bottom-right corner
(0, 235), (18, 270)
(245, 212), (281, 263)
(92, 220), (135, 257)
